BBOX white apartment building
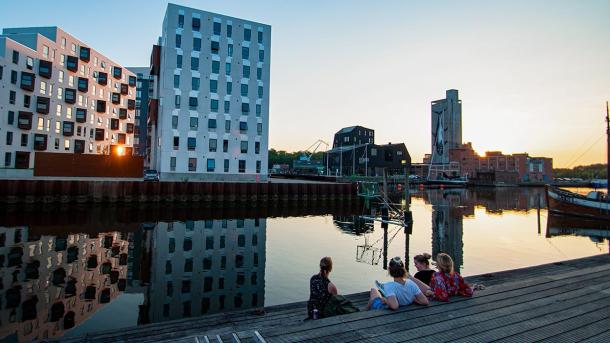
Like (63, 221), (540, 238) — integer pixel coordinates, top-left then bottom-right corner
(0, 27), (137, 176)
(149, 4), (271, 181)
(141, 218), (266, 322)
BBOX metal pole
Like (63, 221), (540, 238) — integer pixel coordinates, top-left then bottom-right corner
(606, 101), (609, 196)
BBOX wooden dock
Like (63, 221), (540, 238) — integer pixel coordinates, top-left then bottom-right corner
(62, 254), (610, 343)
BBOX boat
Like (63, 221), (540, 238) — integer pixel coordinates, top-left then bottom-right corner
(546, 213), (610, 241)
(546, 102), (610, 220)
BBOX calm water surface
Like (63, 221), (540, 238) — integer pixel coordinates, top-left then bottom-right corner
(0, 187), (607, 342)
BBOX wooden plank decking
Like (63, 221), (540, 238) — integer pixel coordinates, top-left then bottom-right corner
(62, 254), (610, 343)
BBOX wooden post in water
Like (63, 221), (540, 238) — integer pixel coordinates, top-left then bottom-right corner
(537, 194), (541, 235)
(606, 101), (609, 196)
(382, 206), (389, 270)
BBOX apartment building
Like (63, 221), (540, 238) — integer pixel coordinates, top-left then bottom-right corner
(0, 227), (129, 341)
(148, 4), (271, 181)
(138, 218), (266, 323)
(431, 89), (462, 164)
(0, 27), (137, 177)
(127, 67), (153, 158)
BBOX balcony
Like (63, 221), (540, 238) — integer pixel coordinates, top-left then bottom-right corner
(78, 77), (88, 92)
(17, 111), (33, 130)
(36, 96), (50, 114)
(79, 46), (91, 62)
(129, 75), (137, 87)
(76, 108), (87, 123)
(119, 108), (127, 119)
(38, 60), (52, 79)
(65, 88), (76, 104)
(127, 99), (136, 110)
(110, 118), (119, 130)
(120, 83), (128, 95)
(66, 56), (78, 72)
(111, 92), (121, 105)
(20, 72), (35, 91)
(95, 128), (105, 141)
(34, 134), (47, 151)
(98, 71), (108, 85)
(62, 121), (75, 136)
(96, 100), (106, 113)
(74, 139), (85, 153)
(126, 123), (134, 134)
(113, 66), (122, 79)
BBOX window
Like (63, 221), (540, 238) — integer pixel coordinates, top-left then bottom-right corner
(255, 142), (260, 154)
(6, 132), (13, 145)
(225, 63), (231, 76)
(225, 120), (231, 132)
(239, 160), (246, 173)
(256, 104), (262, 116)
(240, 141), (248, 153)
(178, 14), (184, 28)
(38, 60), (52, 79)
(241, 83), (248, 96)
(75, 108), (87, 123)
(257, 123), (263, 135)
(189, 117), (198, 130)
(79, 46), (90, 62)
(192, 17), (201, 31)
(8, 111), (15, 125)
(208, 119), (217, 129)
(24, 95), (31, 108)
(64, 139), (70, 151)
(173, 74), (180, 88)
(190, 57), (198, 71)
(192, 77), (200, 91)
(259, 50), (264, 62)
(210, 79), (217, 93)
(210, 99), (219, 112)
(34, 134), (47, 150)
(176, 34), (182, 48)
(243, 65), (250, 78)
(187, 137), (196, 150)
(129, 75), (137, 87)
(97, 71), (108, 85)
(211, 41), (219, 54)
(209, 138), (217, 152)
(226, 82), (232, 95)
(113, 66), (122, 79)
(165, 261), (172, 274)
(40, 81), (47, 95)
(66, 56), (78, 72)
(244, 28), (251, 41)
(188, 158), (197, 171)
(212, 61), (220, 74)
(227, 24), (232, 37)
(62, 121), (74, 136)
(173, 136), (179, 150)
(111, 118), (119, 130)
(242, 47), (249, 60)
(239, 121), (248, 132)
(257, 67), (262, 80)
(241, 103), (250, 114)
(4, 152), (11, 167)
(18, 111), (32, 130)
(15, 151), (29, 169)
(256, 160), (262, 173)
(213, 22), (221, 35)
(20, 72), (35, 91)
(184, 258), (193, 273)
(170, 157), (176, 171)
(9, 91), (16, 104)
(36, 96), (50, 114)
(207, 159), (215, 172)
(224, 100), (230, 113)
(228, 44), (233, 57)
(176, 54), (182, 68)
(258, 30), (263, 44)
(258, 86), (263, 98)
(12, 50), (19, 64)
(175, 95), (181, 108)
(11, 70), (17, 84)
(65, 88), (76, 104)
(189, 97), (198, 108)
(224, 159), (229, 172)
(193, 37), (201, 51)
(172, 115), (178, 129)
(223, 139), (228, 152)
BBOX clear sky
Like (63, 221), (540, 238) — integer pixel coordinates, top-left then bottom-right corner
(2, 0), (608, 167)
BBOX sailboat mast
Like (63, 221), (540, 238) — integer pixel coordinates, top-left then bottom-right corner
(606, 101), (609, 195)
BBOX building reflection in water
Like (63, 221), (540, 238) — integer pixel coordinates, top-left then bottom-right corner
(137, 218), (266, 324)
(0, 227), (129, 342)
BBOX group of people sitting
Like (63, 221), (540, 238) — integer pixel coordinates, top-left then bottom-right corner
(308, 253), (482, 318)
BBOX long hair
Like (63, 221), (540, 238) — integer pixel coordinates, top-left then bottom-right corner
(319, 256), (333, 278)
(436, 253), (454, 274)
(389, 257), (407, 278)
(414, 253), (432, 267)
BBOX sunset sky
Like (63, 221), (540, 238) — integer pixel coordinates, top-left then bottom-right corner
(3, 0), (608, 167)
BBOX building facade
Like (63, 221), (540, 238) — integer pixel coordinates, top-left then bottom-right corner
(148, 4), (271, 181)
(431, 89), (462, 164)
(332, 126), (374, 149)
(0, 27), (137, 177)
(127, 67), (153, 158)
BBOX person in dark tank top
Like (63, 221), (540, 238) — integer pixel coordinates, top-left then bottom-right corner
(413, 253), (435, 286)
(307, 256), (338, 318)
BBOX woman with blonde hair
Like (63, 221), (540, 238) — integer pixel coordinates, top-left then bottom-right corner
(429, 253), (475, 302)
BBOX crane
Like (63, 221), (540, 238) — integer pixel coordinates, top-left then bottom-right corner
(299, 139), (329, 162)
